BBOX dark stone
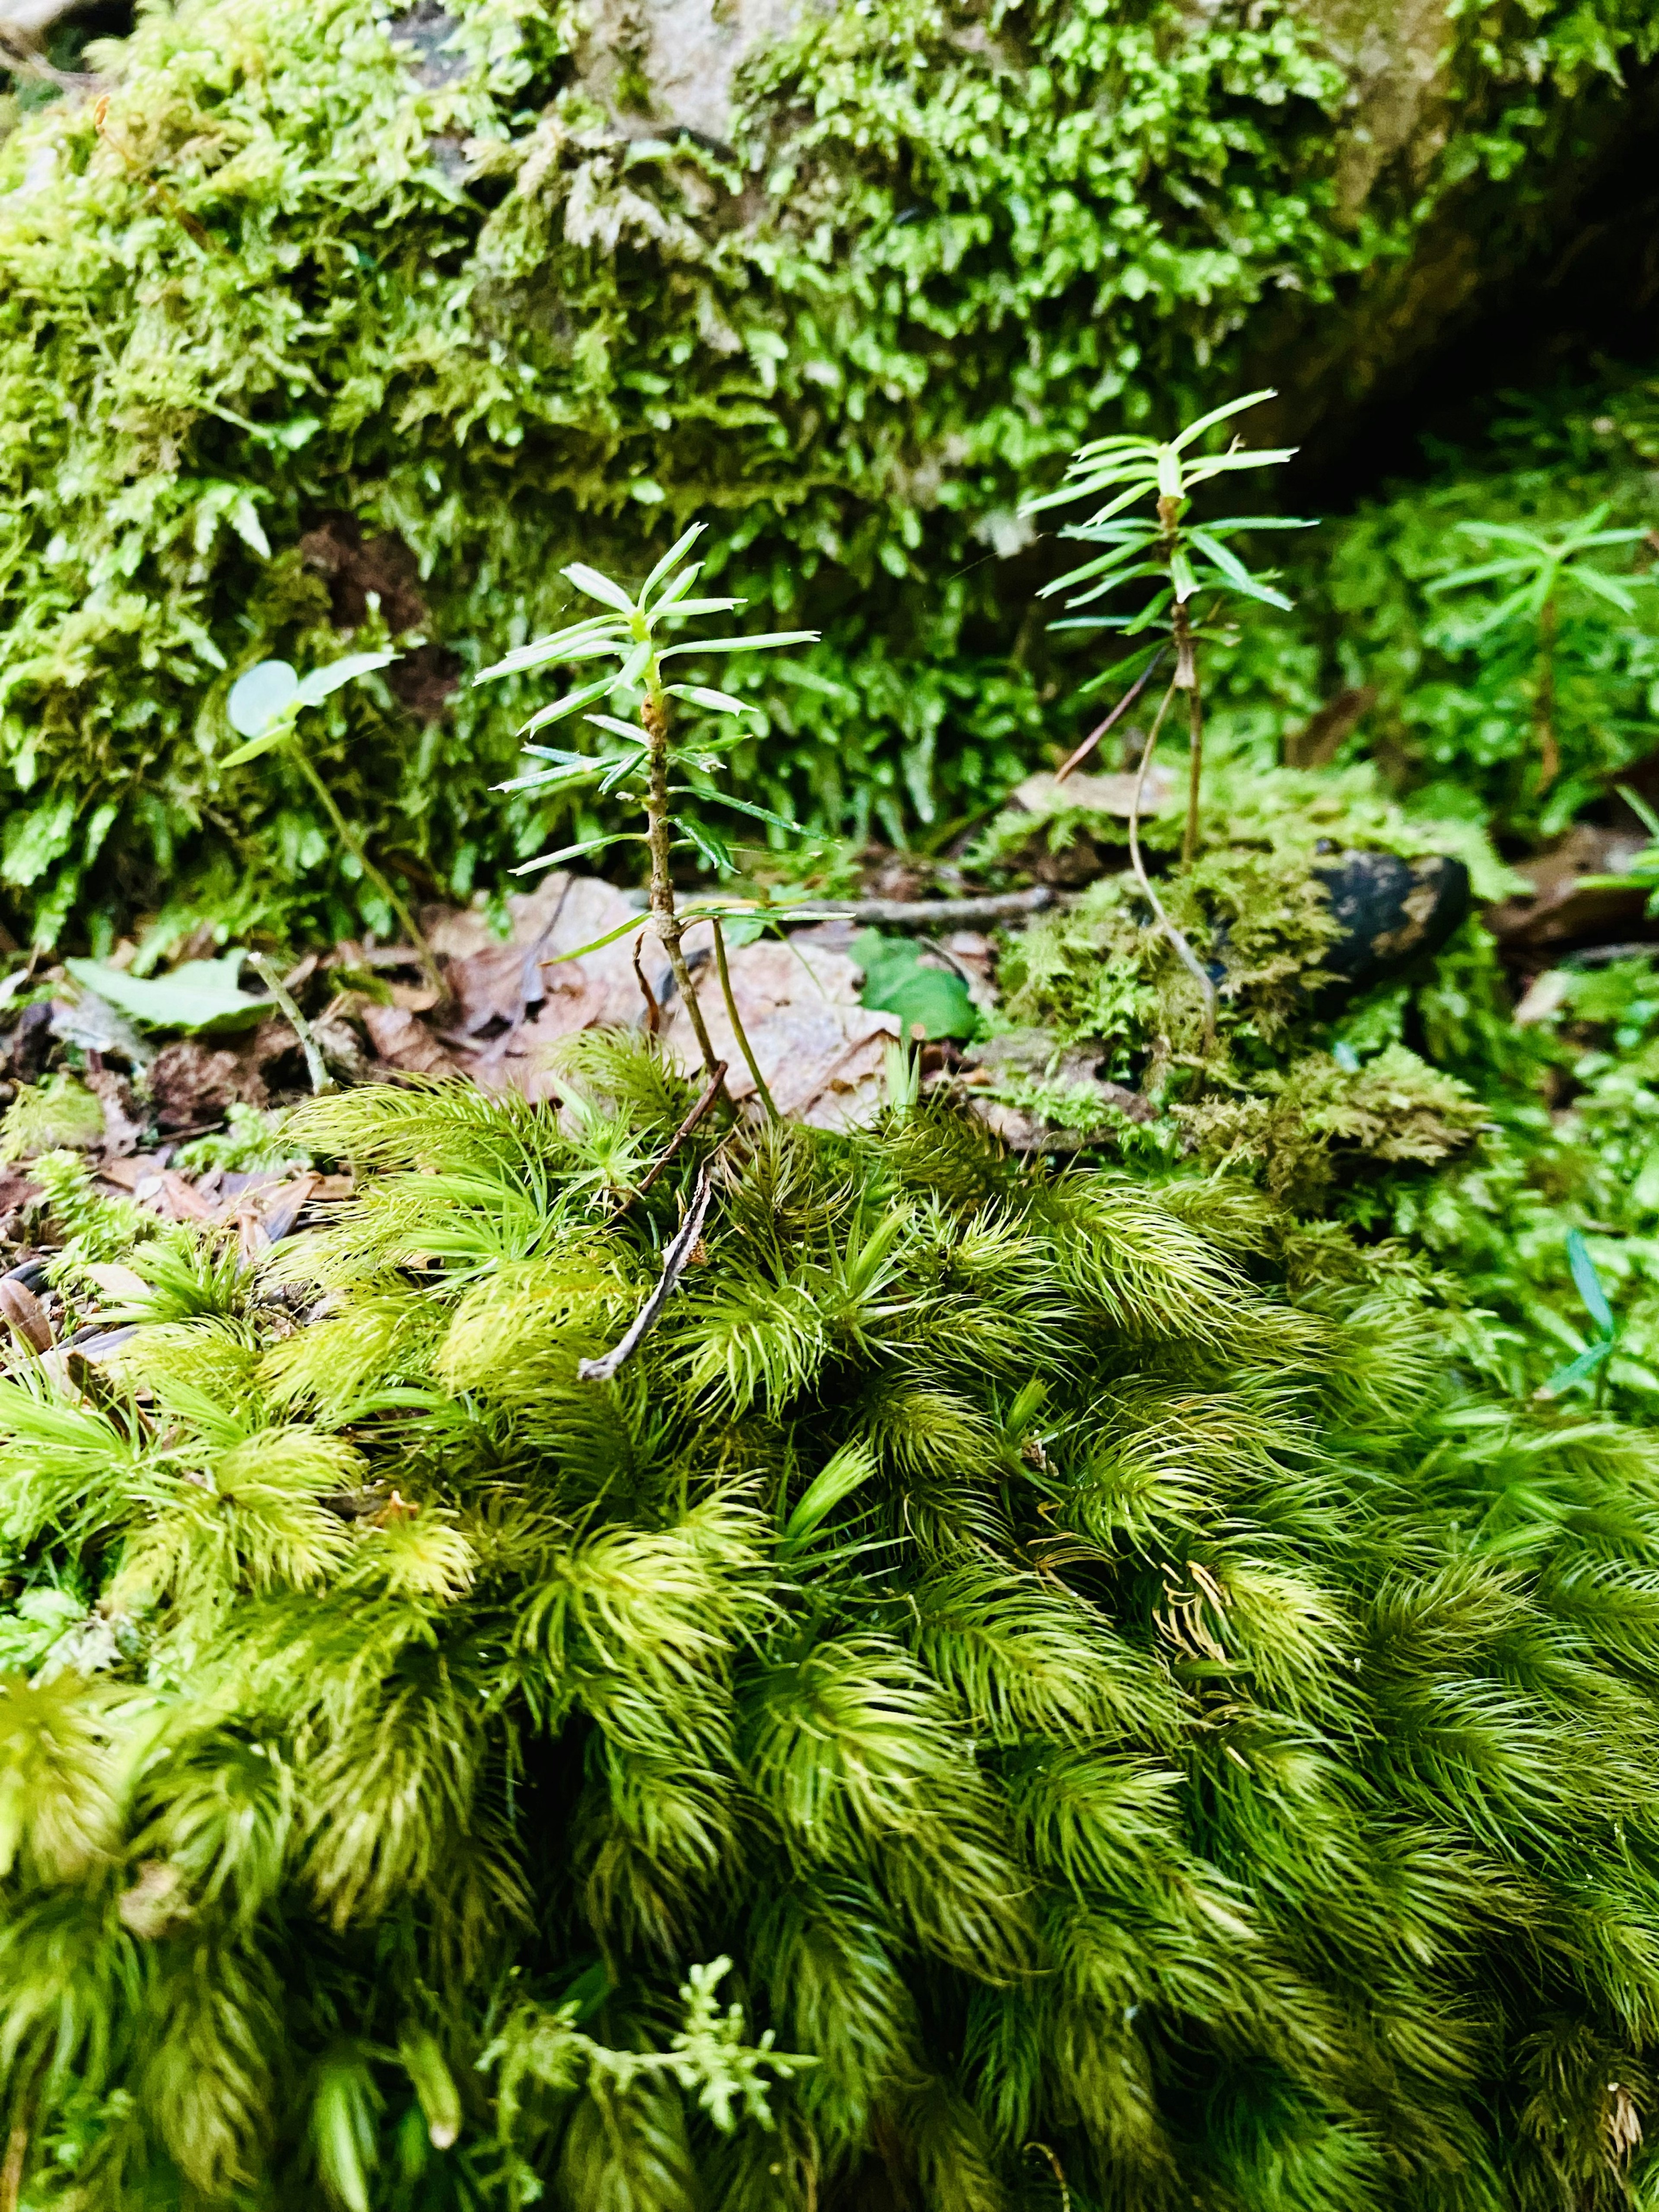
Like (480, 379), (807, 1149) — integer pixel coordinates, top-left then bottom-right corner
(1312, 851), (1471, 996)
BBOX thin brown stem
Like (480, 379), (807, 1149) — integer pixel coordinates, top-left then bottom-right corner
(1171, 597), (1205, 867)
(641, 687), (724, 1086)
(1053, 649), (1167, 783)
(712, 918), (779, 1122)
(626, 1061), (728, 1208)
(1128, 674), (1216, 1049)
(292, 750), (443, 999)
(1536, 593), (1560, 794)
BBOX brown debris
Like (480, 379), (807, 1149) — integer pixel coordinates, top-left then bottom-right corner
(148, 1042), (264, 1131)
(84, 1067), (143, 1158)
(0, 1278), (52, 1354)
(359, 1003), (461, 1077)
(1484, 826), (1653, 953)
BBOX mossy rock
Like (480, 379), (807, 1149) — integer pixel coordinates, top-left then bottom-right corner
(0, 0), (1653, 948)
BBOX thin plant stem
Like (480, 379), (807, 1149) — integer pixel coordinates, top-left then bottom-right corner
(712, 918), (779, 1122)
(291, 750), (443, 998)
(1128, 674), (1217, 1048)
(249, 955), (335, 1095)
(1536, 592), (1560, 793)
(1053, 648), (1166, 783)
(641, 684), (725, 1087)
(1171, 597), (1205, 866)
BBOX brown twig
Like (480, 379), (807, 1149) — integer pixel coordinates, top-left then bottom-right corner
(1052, 649), (1167, 783)
(1127, 676), (1217, 1047)
(579, 1160), (715, 1383)
(785, 887), (1053, 931)
(712, 919), (779, 1123)
(631, 931), (662, 1036)
(627, 1063), (728, 1207)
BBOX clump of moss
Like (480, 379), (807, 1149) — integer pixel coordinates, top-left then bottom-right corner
(0, 1059), (1655, 2206)
(0, 1074), (103, 1161)
(0, 0), (1650, 946)
(1175, 1042), (1488, 1205)
(997, 843), (1342, 1079)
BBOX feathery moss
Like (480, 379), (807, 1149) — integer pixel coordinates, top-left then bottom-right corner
(0, 1052), (1654, 2205)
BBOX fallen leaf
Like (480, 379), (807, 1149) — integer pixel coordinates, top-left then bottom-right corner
(83, 1068), (144, 1158)
(360, 1003), (459, 1075)
(1013, 766), (1174, 818)
(448, 938), (548, 1035)
(658, 938), (899, 1130)
(82, 1263), (151, 1303)
(0, 1278), (52, 1353)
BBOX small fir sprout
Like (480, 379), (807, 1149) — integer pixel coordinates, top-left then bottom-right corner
(222, 652), (440, 990)
(1426, 502), (1653, 794)
(1023, 388), (1313, 865)
(475, 524), (817, 1096)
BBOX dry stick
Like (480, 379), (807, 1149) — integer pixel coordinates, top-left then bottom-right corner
(289, 751), (445, 1001)
(629, 1063), (728, 1206)
(249, 954), (335, 1096)
(791, 887), (1052, 931)
(641, 690), (724, 1083)
(579, 1160), (715, 1383)
(711, 918), (780, 1123)
(1052, 648), (1168, 784)
(1127, 674), (1217, 1047)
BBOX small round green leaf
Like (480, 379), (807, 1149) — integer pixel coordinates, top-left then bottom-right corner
(228, 660), (299, 738)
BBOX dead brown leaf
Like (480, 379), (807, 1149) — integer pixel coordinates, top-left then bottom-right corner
(658, 937), (900, 1131)
(360, 1003), (460, 1076)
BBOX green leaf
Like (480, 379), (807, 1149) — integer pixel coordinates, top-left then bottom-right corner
(676, 817), (737, 875)
(66, 953), (272, 1034)
(227, 659), (299, 738)
(293, 650), (400, 708)
(219, 723), (295, 769)
(474, 619), (624, 683)
(1167, 387), (1278, 452)
(665, 684), (759, 717)
(510, 833), (647, 876)
(780, 1439), (879, 1554)
(584, 713), (650, 744)
(1567, 1228), (1616, 1338)
(855, 934), (976, 1041)
(562, 563), (638, 617)
(521, 678), (615, 736)
(659, 630), (819, 659)
(671, 786), (798, 834)
(639, 523), (706, 604)
(1536, 1338), (1613, 1399)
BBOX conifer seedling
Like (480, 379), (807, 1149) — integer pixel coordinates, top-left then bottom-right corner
(1023, 389), (1312, 864)
(1426, 504), (1653, 793)
(475, 525), (816, 1102)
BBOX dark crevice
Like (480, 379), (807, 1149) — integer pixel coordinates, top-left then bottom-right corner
(1286, 64), (1659, 513)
